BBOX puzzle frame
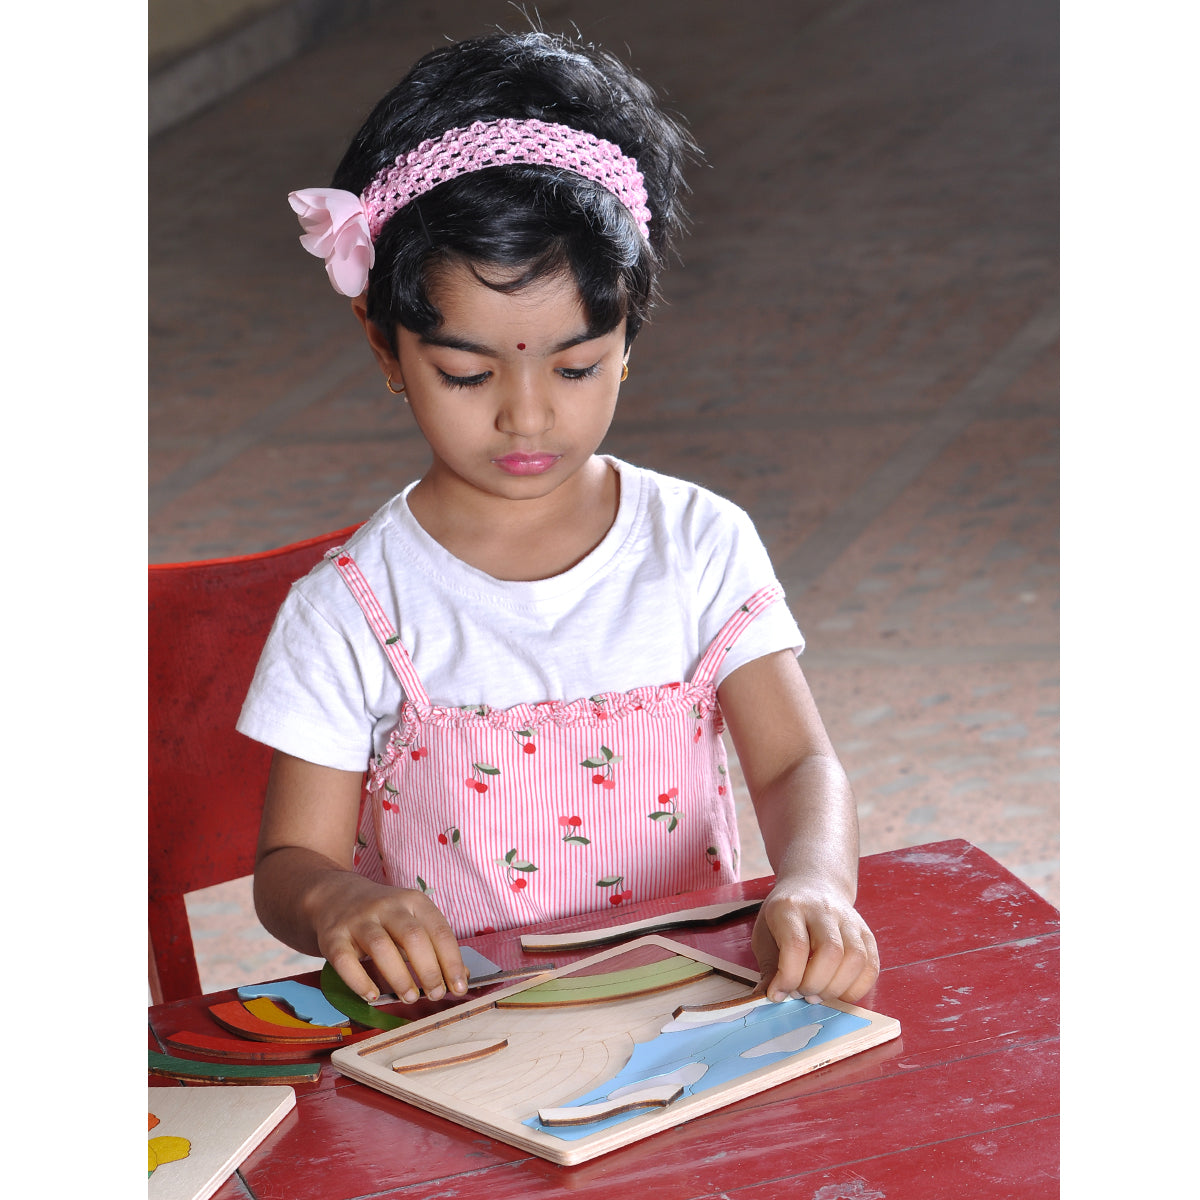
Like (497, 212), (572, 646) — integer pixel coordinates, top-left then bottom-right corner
(331, 934), (901, 1165)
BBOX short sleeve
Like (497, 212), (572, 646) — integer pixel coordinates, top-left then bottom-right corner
(236, 586), (379, 773)
(714, 593), (805, 687)
(677, 485), (805, 686)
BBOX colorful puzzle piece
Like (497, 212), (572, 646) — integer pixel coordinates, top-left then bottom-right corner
(165, 1030), (332, 1064)
(241, 996), (350, 1033)
(319, 961), (409, 1031)
(497, 954), (711, 1007)
(237, 980), (352, 1027)
(149, 1050), (321, 1086)
(207, 999), (346, 1044)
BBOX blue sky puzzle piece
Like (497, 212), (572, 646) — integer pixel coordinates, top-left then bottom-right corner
(237, 980), (351, 1027)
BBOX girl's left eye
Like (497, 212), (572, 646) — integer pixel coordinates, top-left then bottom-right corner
(558, 362), (602, 381)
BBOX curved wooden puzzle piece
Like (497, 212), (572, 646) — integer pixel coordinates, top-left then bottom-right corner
(207, 1000), (346, 1044)
(537, 1083), (683, 1126)
(149, 1050), (321, 1086)
(390, 1037), (510, 1073)
(497, 955), (711, 1008)
(320, 961), (409, 1031)
(166, 1030), (334, 1063)
(518, 899), (763, 952)
(237, 980), (351, 1027)
(241, 996), (351, 1034)
(671, 980), (771, 1024)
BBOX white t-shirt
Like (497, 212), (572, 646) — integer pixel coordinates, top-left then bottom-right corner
(237, 457), (804, 772)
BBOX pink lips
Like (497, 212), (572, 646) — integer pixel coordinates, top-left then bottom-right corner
(492, 453), (562, 476)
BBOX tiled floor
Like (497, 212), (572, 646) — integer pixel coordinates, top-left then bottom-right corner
(151, 0), (1058, 993)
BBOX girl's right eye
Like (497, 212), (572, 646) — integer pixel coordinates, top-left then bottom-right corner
(437, 369), (491, 390)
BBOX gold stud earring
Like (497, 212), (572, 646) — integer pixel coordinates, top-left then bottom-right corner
(620, 362), (629, 382)
(386, 374), (407, 400)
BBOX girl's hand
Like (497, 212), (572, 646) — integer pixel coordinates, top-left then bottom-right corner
(717, 653), (879, 1006)
(310, 872), (469, 1005)
(254, 752), (469, 1006)
(751, 878), (879, 1005)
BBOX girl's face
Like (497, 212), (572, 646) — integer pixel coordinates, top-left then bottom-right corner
(380, 262), (627, 506)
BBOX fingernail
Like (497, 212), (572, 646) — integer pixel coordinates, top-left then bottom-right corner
(429, 985), (446, 1001)
(360, 988), (379, 1003)
(403, 988), (419, 1004)
(452, 976), (468, 993)
(804, 994), (821, 1005)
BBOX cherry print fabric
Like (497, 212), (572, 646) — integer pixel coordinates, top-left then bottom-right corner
(329, 549), (783, 938)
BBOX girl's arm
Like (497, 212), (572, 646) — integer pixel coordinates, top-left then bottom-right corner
(253, 751), (468, 1003)
(718, 650), (880, 1004)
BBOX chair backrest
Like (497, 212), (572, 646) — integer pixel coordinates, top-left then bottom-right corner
(148, 525), (361, 1003)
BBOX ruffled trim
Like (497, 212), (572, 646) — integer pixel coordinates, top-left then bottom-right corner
(366, 679), (717, 791)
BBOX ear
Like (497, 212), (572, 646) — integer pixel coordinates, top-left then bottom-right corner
(350, 295), (404, 388)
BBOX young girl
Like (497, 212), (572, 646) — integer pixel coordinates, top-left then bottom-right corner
(239, 29), (879, 1012)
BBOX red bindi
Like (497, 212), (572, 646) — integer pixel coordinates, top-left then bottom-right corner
(517, 343), (526, 350)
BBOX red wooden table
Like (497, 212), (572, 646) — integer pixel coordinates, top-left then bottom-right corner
(148, 839), (1059, 1198)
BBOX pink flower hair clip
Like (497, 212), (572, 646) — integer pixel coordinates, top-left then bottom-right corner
(288, 188), (375, 297)
(288, 118), (652, 298)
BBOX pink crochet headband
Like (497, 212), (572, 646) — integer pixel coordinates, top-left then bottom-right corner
(288, 118), (652, 297)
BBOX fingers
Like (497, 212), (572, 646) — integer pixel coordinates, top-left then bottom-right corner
(753, 894), (881, 1006)
(838, 923), (881, 1003)
(398, 914), (468, 1000)
(430, 923), (469, 996)
(797, 919), (870, 1002)
(320, 888), (468, 1004)
(360, 921), (426, 1003)
(753, 906), (810, 1002)
(325, 943), (385, 1005)
(324, 921), (420, 1003)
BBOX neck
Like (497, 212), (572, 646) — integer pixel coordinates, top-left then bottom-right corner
(407, 456), (619, 581)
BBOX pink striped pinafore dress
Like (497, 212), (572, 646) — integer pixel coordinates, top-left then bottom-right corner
(327, 548), (784, 939)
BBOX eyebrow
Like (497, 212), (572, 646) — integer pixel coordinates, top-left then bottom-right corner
(418, 329), (600, 355)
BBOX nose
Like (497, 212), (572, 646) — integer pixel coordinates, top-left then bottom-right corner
(496, 376), (553, 439)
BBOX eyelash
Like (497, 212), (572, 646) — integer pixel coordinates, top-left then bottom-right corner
(436, 363), (602, 390)
(438, 370), (490, 390)
(560, 363), (602, 382)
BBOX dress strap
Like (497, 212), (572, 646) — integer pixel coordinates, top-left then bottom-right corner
(689, 582), (787, 686)
(325, 548), (431, 708)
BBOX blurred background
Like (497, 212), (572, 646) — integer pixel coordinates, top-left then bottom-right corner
(149, 0), (1058, 991)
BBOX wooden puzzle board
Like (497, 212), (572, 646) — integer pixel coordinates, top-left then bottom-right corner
(148, 1085), (295, 1200)
(331, 935), (900, 1165)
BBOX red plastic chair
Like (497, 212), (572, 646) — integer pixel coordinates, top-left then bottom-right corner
(148, 525), (361, 1004)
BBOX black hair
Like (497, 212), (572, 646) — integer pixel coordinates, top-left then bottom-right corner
(330, 30), (698, 353)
